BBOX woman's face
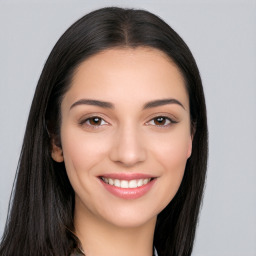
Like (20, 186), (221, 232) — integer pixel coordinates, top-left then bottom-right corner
(54, 47), (192, 228)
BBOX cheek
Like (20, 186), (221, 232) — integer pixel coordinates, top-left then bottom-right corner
(151, 128), (192, 170)
(158, 139), (188, 182)
(165, 138), (191, 167)
(150, 130), (191, 204)
(60, 126), (109, 181)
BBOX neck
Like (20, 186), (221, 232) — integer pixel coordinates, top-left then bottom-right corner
(74, 199), (156, 256)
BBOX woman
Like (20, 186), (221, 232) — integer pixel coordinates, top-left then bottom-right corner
(0, 7), (208, 256)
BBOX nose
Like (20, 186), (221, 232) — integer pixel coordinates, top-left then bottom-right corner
(109, 125), (147, 167)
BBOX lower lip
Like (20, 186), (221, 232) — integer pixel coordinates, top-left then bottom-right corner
(100, 178), (156, 199)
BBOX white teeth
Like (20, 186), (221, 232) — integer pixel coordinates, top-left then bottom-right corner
(129, 180), (137, 188)
(101, 177), (152, 188)
(143, 179), (149, 184)
(120, 180), (129, 188)
(137, 179), (143, 187)
(114, 179), (121, 187)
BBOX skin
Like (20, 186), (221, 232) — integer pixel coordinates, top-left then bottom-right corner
(52, 47), (192, 256)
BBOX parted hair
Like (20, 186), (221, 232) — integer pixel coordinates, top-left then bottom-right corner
(0, 7), (208, 256)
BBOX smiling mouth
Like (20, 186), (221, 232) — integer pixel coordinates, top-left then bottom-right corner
(100, 177), (154, 189)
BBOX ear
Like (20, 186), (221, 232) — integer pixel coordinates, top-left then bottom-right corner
(51, 138), (64, 162)
(187, 136), (193, 159)
(187, 122), (196, 158)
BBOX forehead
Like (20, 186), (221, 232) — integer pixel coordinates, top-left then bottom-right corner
(64, 47), (189, 110)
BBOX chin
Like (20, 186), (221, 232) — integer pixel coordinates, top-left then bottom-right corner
(97, 202), (163, 229)
(106, 214), (157, 229)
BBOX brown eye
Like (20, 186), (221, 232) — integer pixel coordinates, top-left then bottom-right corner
(82, 117), (108, 126)
(147, 116), (175, 127)
(154, 117), (169, 125)
(88, 117), (102, 125)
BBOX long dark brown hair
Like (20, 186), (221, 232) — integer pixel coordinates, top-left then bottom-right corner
(0, 7), (208, 256)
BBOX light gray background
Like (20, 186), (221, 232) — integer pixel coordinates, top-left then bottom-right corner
(0, 1), (256, 255)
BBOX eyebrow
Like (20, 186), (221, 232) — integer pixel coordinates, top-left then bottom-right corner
(70, 99), (114, 110)
(143, 98), (185, 109)
(70, 98), (185, 110)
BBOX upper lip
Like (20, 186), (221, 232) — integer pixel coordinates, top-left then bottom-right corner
(98, 173), (156, 181)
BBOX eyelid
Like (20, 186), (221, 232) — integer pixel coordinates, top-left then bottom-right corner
(78, 113), (110, 127)
(146, 112), (178, 122)
(77, 112), (178, 128)
(145, 114), (178, 127)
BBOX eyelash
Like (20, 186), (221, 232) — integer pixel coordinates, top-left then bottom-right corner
(146, 116), (177, 127)
(79, 116), (108, 128)
(79, 115), (177, 129)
